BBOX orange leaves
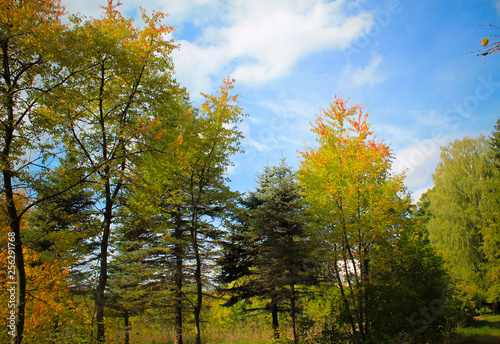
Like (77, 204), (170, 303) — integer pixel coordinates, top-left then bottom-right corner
(101, 0), (123, 21)
(0, 220), (81, 343)
(222, 76), (236, 91)
(311, 95), (374, 149)
(175, 132), (183, 146)
(298, 94), (409, 243)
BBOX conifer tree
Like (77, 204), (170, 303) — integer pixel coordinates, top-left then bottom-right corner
(107, 208), (170, 344)
(221, 159), (317, 343)
(27, 153), (97, 264)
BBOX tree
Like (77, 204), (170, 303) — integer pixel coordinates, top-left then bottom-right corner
(427, 136), (495, 309)
(0, 195), (87, 344)
(0, 1), (71, 342)
(41, 2), (184, 341)
(26, 152), (97, 266)
(127, 78), (245, 344)
(107, 210), (167, 344)
(297, 95), (411, 342)
(365, 203), (450, 343)
(220, 160), (317, 343)
(480, 120), (500, 313)
(471, 25), (500, 57)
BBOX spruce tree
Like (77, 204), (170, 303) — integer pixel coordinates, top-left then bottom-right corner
(220, 159), (317, 343)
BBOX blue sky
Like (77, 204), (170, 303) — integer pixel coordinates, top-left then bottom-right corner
(64, 0), (500, 201)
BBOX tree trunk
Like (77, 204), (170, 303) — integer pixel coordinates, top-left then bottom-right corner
(271, 293), (279, 340)
(95, 190), (113, 343)
(124, 311), (130, 344)
(2, 169), (27, 344)
(2, 56), (26, 344)
(174, 237), (184, 344)
(193, 229), (203, 344)
(12, 220), (26, 344)
(290, 283), (298, 344)
(332, 257), (357, 341)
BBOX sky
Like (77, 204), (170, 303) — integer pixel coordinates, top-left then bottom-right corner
(63, 0), (500, 201)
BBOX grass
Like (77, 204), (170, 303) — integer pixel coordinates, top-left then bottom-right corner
(452, 314), (500, 344)
(106, 319), (274, 344)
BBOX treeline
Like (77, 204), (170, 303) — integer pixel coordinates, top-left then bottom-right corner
(1, 1), (499, 344)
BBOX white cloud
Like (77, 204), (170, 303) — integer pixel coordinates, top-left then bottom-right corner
(342, 53), (385, 88)
(139, 0), (232, 26)
(62, 0), (374, 96)
(246, 139), (270, 152)
(171, 0), (374, 95)
(172, 41), (227, 98)
(391, 138), (445, 203)
(495, 0), (500, 14)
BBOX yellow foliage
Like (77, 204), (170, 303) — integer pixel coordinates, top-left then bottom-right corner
(0, 196), (90, 343)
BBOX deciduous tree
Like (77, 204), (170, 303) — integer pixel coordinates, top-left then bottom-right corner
(297, 95), (411, 342)
(42, 2), (184, 341)
(427, 136), (492, 307)
(482, 120), (500, 312)
(0, 1), (71, 342)
(127, 78), (245, 344)
(0, 195), (86, 344)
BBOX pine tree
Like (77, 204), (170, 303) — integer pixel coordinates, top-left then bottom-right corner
(27, 153), (97, 264)
(220, 159), (317, 343)
(107, 208), (171, 344)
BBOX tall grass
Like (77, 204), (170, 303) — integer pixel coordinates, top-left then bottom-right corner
(452, 314), (500, 344)
(107, 317), (273, 344)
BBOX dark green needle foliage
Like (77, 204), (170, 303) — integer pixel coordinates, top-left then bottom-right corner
(220, 159), (317, 343)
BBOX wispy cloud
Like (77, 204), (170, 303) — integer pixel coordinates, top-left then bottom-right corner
(342, 53), (385, 88)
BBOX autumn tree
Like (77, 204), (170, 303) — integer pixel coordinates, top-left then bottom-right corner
(297, 96), (411, 342)
(0, 195), (88, 343)
(39, 2), (185, 341)
(127, 78), (245, 344)
(0, 1), (76, 342)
